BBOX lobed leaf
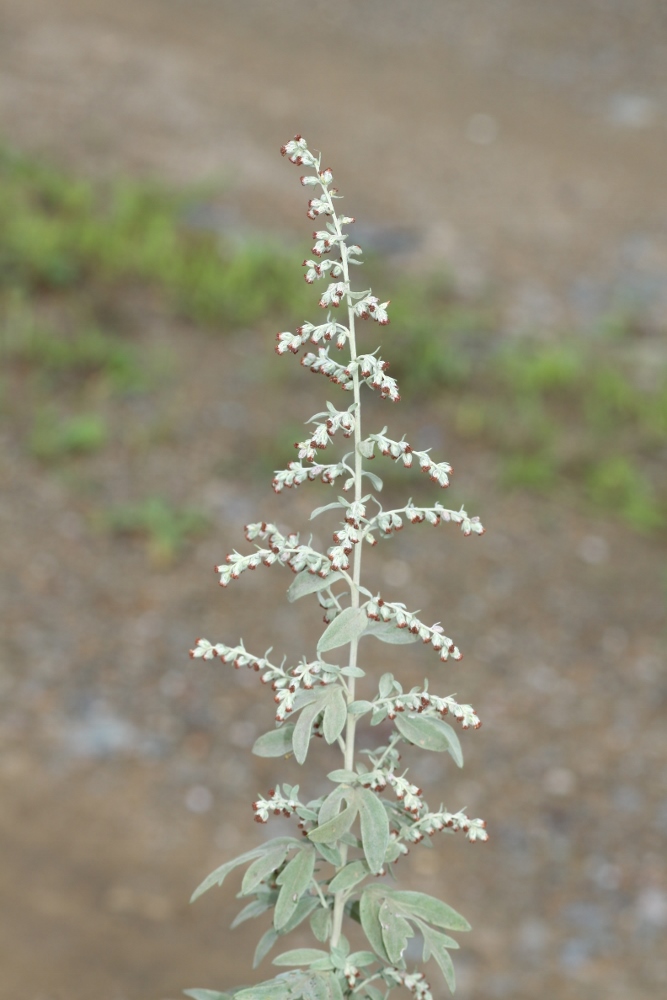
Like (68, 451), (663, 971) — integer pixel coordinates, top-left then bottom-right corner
(388, 889), (471, 932)
(190, 839), (299, 903)
(417, 919), (458, 992)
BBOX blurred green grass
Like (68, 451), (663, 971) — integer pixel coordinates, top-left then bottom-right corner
(1, 141), (665, 538)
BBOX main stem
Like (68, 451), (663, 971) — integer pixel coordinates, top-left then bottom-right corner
(330, 219), (363, 949)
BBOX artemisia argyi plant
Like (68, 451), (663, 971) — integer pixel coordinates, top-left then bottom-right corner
(187, 136), (487, 1000)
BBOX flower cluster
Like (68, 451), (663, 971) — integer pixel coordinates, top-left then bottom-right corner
(403, 809), (489, 845)
(384, 969), (433, 1000)
(272, 459), (353, 493)
(365, 595), (462, 661)
(360, 429), (453, 487)
(252, 785), (302, 823)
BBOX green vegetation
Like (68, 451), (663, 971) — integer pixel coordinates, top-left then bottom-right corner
(1, 140), (665, 536)
(102, 497), (209, 567)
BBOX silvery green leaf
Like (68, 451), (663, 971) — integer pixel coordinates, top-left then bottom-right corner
(308, 803), (358, 844)
(288, 570), (344, 601)
(273, 948), (331, 967)
(420, 925), (457, 992)
(327, 769), (358, 783)
(361, 470), (383, 491)
(317, 607), (368, 653)
(318, 785), (347, 824)
(292, 689), (330, 764)
(280, 896), (320, 934)
(241, 844), (290, 896)
(388, 889), (471, 931)
(302, 973), (345, 1000)
(362, 620), (419, 644)
(340, 665), (365, 677)
(252, 725), (295, 758)
(275, 847), (316, 930)
(359, 889), (390, 962)
(378, 673), (395, 698)
(190, 839), (299, 902)
(236, 978), (289, 1000)
(309, 503), (345, 521)
(348, 951), (377, 967)
(323, 687), (348, 744)
(379, 899), (413, 964)
(314, 842), (342, 868)
(184, 991), (233, 1000)
(348, 699), (373, 717)
(357, 787), (389, 874)
(361, 987), (384, 1000)
(252, 927), (278, 969)
(231, 896), (272, 928)
(328, 860), (369, 894)
(370, 707), (388, 726)
(394, 714), (464, 764)
(357, 439), (375, 458)
(310, 906), (332, 942)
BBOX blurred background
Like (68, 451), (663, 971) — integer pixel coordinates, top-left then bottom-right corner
(0, 1), (666, 998)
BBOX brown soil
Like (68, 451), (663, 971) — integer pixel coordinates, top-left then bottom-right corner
(0, 2), (666, 999)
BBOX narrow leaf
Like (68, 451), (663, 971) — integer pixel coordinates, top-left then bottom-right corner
(190, 841), (296, 902)
(328, 860), (369, 895)
(231, 896), (272, 928)
(362, 470), (384, 491)
(323, 687), (348, 745)
(252, 725), (296, 758)
(241, 844), (290, 895)
(292, 690), (329, 764)
(317, 607), (368, 653)
(288, 570), (344, 601)
(253, 928), (278, 968)
(308, 804), (358, 844)
(314, 842), (342, 868)
(379, 899), (413, 965)
(389, 890), (471, 932)
(359, 889), (390, 962)
(357, 787), (389, 874)
(362, 620), (419, 644)
(310, 906), (332, 943)
(310, 503), (345, 520)
(273, 948), (331, 967)
(274, 847), (316, 930)
(394, 713), (464, 764)
(280, 896), (319, 935)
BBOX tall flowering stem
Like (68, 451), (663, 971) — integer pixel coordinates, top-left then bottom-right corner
(187, 136), (487, 1000)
